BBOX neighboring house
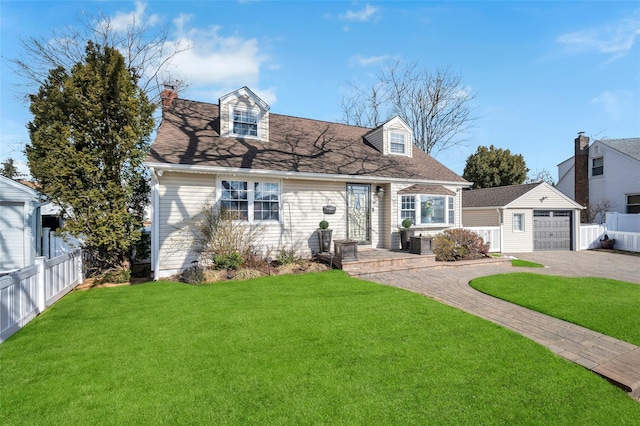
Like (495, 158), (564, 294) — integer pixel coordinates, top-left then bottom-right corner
(144, 86), (470, 279)
(556, 134), (640, 222)
(462, 182), (583, 252)
(0, 176), (46, 271)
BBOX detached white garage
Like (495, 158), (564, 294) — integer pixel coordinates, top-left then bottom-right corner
(0, 176), (44, 272)
(462, 182), (584, 252)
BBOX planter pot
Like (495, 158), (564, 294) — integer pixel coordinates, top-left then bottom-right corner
(399, 229), (415, 251)
(334, 240), (358, 261)
(410, 236), (433, 255)
(318, 229), (333, 253)
(600, 239), (616, 249)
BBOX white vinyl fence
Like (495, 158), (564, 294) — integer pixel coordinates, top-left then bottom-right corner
(606, 212), (640, 233)
(42, 228), (81, 259)
(0, 249), (83, 343)
(580, 224), (640, 253)
(466, 226), (502, 253)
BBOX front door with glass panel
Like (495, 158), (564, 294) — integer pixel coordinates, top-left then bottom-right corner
(346, 184), (371, 244)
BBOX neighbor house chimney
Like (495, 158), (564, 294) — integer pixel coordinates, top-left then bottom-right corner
(160, 84), (178, 108)
(574, 132), (590, 220)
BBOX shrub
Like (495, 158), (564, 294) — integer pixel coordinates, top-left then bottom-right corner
(401, 218), (413, 229)
(180, 267), (205, 285)
(97, 268), (131, 284)
(319, 220), (329, 230)
(433, 228), (490, 262)
(276, 247), (299, 266)
(173, 204), (265, 270)
(213, 252), (245, 270)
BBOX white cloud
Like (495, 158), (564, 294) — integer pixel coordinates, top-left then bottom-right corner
(339, 4), (379, 22)
(165, 26), (267, 89)
(591, 90), (631, 120)
(348, 54), (389, 67)
(557, 12), (640, 60)
(102, 1), (159, 33)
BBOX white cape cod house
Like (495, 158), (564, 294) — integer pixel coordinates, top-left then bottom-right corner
(144, 87), (469, 280)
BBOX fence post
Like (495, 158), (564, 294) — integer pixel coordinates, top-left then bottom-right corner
(35, 256), (46, 313)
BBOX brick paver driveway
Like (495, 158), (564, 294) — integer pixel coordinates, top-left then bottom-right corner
(357, 250), (640, 397)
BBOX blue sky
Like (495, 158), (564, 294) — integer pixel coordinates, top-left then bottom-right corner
(1, 1), (639, 178)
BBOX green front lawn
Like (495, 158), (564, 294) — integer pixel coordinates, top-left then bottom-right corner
(2, 271), (639, 424)
(471, 272), (640, 345)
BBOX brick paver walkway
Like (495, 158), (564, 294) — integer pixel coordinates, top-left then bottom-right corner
(357, 251), (640, 398)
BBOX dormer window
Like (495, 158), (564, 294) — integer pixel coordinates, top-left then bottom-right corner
(390, 132), (406, 154)
(232, 108), (259, 137)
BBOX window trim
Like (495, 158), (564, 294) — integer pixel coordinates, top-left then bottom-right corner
(398, 194), (455, 227)
(591, 156), (603, 177)
(627, 194), (640, 214)
(513, 213), (525, 232)
(230, 106), (261, 139)
(219, 178), (281, 223)
(389, 131), (406, 155)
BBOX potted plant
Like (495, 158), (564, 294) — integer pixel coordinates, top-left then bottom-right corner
(600, 234), (616, 249)
(318, 220), (333, 253)
(399, 218), (414, 250)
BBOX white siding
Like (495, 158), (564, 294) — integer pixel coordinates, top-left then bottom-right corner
(503, 208), (533, 252)
(509, 184), (581, 209)
(157, 172), (217, 272)
(0, 202), (26, 270)
(556, 143), (640, 216)
(0, 177), (39, 271)
(463, 209), (499, 227)
(219, 91), (269, 141)
(589, 142), (640, 215)
(556, 158), (574, 199)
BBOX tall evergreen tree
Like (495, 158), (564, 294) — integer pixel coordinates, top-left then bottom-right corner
(462, 145), (529, 189)
(26, 41), (155, 273)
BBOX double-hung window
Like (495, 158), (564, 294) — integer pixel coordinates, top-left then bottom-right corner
(513, 213), (524, 232)
(627, 194), (640, 214)
(221, 179), (280, 222)
(390, 132), (406, 154)
(232, 108), (258, 137)
(399, 194), (455, 226)
(592, 157), (603, 176)
(400, 195), (416, 224)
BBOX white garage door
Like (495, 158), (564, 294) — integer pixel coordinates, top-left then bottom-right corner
(0, 202), (26, 270)
(533, 210), (571, 251)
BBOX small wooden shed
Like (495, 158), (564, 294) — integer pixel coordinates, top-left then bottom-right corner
(462, 182), (584, 252)
(0, 176), (44, 271)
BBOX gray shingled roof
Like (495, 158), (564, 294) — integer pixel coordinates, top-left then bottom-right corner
(598, 138), (640, 161)
(462, 182), (543, 208)
(146, 98), (468, 183)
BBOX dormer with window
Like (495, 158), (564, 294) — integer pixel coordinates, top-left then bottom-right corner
(219, 87), (270, 141)
(364, 116), (413, 157)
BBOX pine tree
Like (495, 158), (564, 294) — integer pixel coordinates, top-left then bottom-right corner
(26, 41), (155, 273)
(462, 145), (529, 189)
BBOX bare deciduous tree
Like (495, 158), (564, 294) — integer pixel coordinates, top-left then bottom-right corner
(341, 60), (478, 156)
(585, 198), (612, 224)
(9, 9), (190, 104)
(526, 168), (556, 186)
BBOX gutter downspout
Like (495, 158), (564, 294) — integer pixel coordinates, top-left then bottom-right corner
(149, 167), (160, 281)
(497, 208), (504, 253)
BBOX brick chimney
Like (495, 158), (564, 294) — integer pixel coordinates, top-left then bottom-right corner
(160, 84), (178, 108)
(574, 132), (590, 219)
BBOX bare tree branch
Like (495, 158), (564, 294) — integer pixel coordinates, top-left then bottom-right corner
(8, 8), (190, 104)
(341, 60), (478, 157)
